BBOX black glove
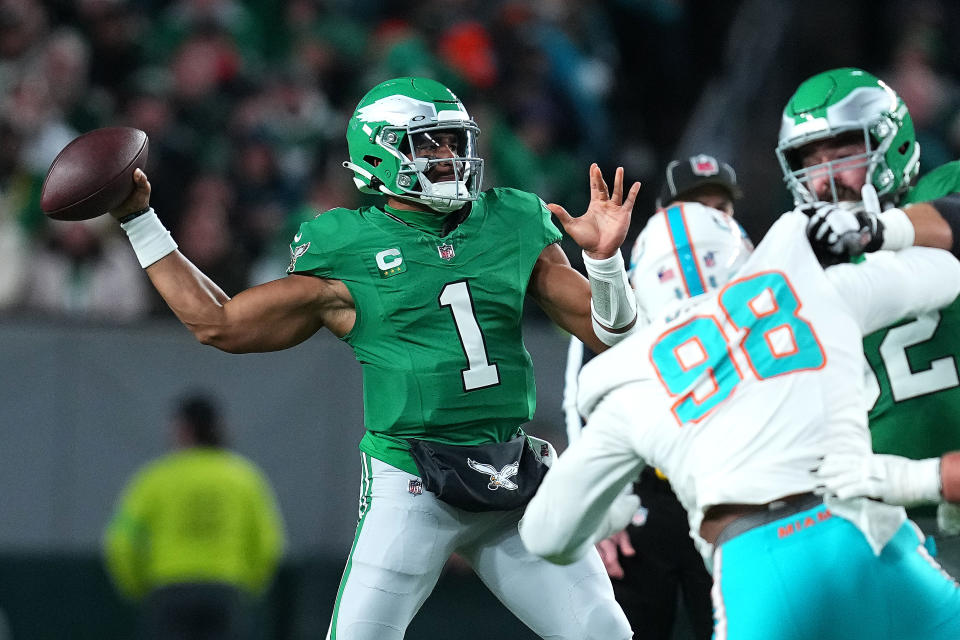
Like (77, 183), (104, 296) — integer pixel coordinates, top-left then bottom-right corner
(799, 202), (884, 266)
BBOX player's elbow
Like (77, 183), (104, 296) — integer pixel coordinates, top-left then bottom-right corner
(190, 323), (246, 353)
(192, 324), (224, 347)
(519, 515), (584, 565)
(524, 536), (585, 565)
(538, 546), (583, 566)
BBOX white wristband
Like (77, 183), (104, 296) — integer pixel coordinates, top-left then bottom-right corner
(583, 250), (637, 331)
(897, 456), (943, 505)
(120, 208), (178, 268)
(592, 315), (640, 347)
(879, 208), (915, 251)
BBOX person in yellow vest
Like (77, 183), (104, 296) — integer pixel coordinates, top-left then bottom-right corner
(103, 393), (285, 640)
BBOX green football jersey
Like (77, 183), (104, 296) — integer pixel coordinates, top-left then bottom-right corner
(864, 161), (960, 471)
(288, 188), (562, 474)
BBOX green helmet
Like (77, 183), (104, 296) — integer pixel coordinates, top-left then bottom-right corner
(343, 77), (483, 213)
(776, 67), (919, 205)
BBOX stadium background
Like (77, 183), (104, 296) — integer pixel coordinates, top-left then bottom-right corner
(2, 0), (960, 637)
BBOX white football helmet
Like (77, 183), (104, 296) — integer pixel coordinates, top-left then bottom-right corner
(629, 202), (753, 323)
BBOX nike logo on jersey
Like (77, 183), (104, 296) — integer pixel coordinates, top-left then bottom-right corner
(294, 230), (303, 242)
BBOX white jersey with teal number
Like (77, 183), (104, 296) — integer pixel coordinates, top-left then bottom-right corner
(573, 211), (960, 552)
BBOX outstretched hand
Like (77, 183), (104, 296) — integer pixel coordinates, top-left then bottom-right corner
(549, 163), (641, 259)
(109, 168), (152, 220)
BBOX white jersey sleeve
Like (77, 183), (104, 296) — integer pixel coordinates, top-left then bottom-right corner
(520, 387), (646, 564)
(567, 211), (900, 555)
(825, 248), (960, 335)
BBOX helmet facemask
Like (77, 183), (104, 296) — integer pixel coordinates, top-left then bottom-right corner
(780, 129), (876, 203)
(390, 123), (483, 213)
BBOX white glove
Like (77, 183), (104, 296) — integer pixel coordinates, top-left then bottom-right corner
(814, 452), (942, 506)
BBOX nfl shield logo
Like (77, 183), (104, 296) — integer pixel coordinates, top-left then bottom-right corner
(690, 154), (719, 176)
(437, 243), (455, 260)
(703, 251), (716, 267)
(408, 479), (423, 496)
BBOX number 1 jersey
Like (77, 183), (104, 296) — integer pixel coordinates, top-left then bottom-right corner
(288, 188), (562, 473)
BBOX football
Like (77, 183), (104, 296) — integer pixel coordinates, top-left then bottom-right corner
(40, 127), (149, 221)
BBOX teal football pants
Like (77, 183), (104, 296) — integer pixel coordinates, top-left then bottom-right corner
(712, 502), (960, 639)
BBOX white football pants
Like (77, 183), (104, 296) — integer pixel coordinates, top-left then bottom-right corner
(326, 454), (632, 640)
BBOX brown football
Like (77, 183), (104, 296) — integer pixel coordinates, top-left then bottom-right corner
(40, 127), (149, 221)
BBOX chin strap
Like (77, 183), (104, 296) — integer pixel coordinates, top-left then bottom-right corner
(343, 160), (470, 212)
(342, 160), (403, 199)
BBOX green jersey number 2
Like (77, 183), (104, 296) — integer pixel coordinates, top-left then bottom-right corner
(867, 311), (960, 408)
(439, 280), (501, 391)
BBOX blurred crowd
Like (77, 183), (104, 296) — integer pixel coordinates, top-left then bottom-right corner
(2, 0), (960, 322)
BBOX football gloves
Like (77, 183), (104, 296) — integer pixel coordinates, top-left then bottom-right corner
(813, 452), (942, 507)
(799, 184), (918, 266)
(800, 192), (885, 267)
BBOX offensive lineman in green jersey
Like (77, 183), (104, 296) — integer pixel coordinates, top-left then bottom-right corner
(776, 67), (960, 569)
(99, 77), (639, 639)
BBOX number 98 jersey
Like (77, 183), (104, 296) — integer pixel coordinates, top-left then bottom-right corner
(576, 211), (960, 540)
(288, 188), (562, 474)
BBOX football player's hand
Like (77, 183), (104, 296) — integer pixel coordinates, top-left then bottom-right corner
(595, 530), (635, 580)
(813, 452), (941, 506)
(548, 163), (640, 260)
(109, 168), (152, 220)
(800, 201), (872, 265)
(801, 185), (888, 265)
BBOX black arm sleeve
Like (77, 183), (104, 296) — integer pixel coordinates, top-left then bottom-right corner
(929, 193), (960, 258)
